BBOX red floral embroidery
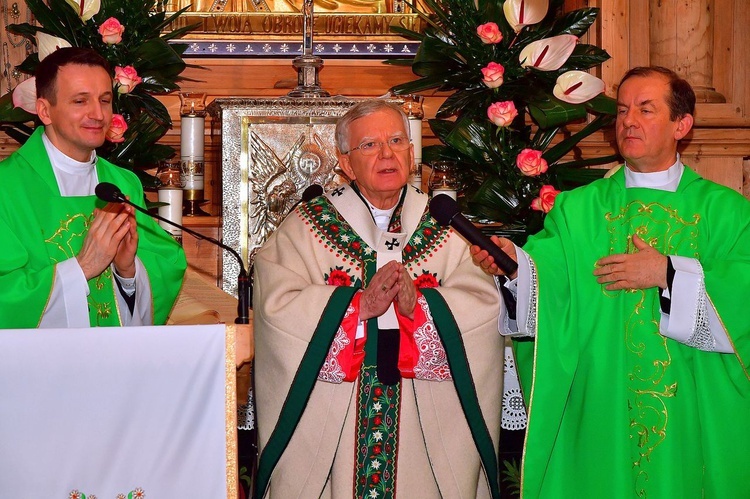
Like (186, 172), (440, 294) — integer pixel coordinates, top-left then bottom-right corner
(327, 269), (351, 286)
(413, 270), (440, 288)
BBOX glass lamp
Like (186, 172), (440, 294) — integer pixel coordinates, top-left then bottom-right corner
(428, 160), (460, 200)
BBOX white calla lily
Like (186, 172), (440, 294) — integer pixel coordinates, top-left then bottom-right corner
(519, 34), (577, 71)
(63, 0), (101, 21)
(36, 33), (72, 62)
(11, 77), (38, 115)
(503, 0), (549, 33)
(553, 70), (605, 104)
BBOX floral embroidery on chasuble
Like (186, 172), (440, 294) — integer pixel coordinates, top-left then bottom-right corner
(42, 199), (122, 326)
(604, 199), (699, 495)
(298, 188), (449, 498)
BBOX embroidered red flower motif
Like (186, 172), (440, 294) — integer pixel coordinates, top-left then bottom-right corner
(373, 445), (382, 455)
(414, 270), (440, 289)
(327, 269), (351, 286)
(372, 474), (381, 484)
(374, 416), (382, 425)
(351, 241), (361, 250)
(387, 388), (394, 397)
(374, 387), (383, 396)
(331, 225), (340, 232)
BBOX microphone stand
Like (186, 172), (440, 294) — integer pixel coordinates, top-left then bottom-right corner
(119, 200), (251, 324)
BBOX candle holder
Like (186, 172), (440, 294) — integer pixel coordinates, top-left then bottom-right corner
(156, 161), (184, 244)
(179, 92), (209, 216)
(428, 160), (460, 200)
(402, 95), (424, 190)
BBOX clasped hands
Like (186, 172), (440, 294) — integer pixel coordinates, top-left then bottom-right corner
(471, 234), (667, 290)
(359, 260), (416, 321)
(76, 200), (139, 281)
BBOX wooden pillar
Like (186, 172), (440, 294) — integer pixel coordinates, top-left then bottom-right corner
(649, 0), (725, 103)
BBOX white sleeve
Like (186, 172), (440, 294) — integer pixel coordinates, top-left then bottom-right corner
(114, 257), (153, 326)
(659, 256), (733, 353)
(497, 247), (537, 338)
(39, 257), (91, 329)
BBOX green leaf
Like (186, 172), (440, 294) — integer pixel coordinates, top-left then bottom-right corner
(548, 8), (600, 37)
(441, 115), (495, 164)
(544, 113), (616, 164)
(528, 97), (587, 129)
(585, 94), (617, 115)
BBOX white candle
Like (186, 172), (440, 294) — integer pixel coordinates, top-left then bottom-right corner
(158, 188), (183, 236)
(433, 188), (457, 200)
(408, 117), (422, 165)
(181, 174), (204, 191)
(180, 115), (205, 160)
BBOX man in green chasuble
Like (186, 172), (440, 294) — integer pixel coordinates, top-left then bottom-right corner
(0, 48), (186, 328)
(473, 66), (750, 498)
(253, 100), (503, 498)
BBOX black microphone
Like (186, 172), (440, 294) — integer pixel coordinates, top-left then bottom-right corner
(301, 183), (324, 202)
(429, 194), (519, 276)
(95, 182), (251, 325)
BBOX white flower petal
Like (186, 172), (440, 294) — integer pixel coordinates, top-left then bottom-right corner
(519, 34), (577, 71)
(553, 70), (605, 104)
(12, 77), (37, 114)
(503, 0), (549, 33)
(36, 33), (72, 61)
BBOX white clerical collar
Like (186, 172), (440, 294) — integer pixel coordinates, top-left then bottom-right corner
(369, 202), (397, 231)
(42, 131), (99, 196)
(624, 154), (683, 192)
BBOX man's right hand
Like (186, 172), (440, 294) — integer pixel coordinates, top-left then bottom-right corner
(76, 203), (132, 280)
(470, 236), (518, 279)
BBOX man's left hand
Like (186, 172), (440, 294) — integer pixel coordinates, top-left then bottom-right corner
(594, 234), (668, 290)
(395, 265), (416, 320)
(113, 200), (138, 278)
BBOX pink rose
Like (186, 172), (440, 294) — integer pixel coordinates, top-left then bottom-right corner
(98, 17), (125, 45)
(481, 62), (505, 89)
(516, 148), (548, 176)
(487, 101), (518, 127)
(106, 114), (128, 143)
(114, 65), (142, 94)
(531, 185), (561, 213)
(477, 22), (503, 44)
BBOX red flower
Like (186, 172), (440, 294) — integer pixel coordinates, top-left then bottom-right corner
(414, 272), (439, 289)
(372, 474), (381, 484)
(352, 241), (361, 250)
(373, 445), (382, 455)
(374, 416), (382, 425)
(374, 387), (383, 396)
(327, 269), (351, 286)
(331, 225), (340, 232)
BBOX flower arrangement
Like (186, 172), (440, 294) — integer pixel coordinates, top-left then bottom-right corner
(0, 0), (197, 186)
(391, 0), (618, 243)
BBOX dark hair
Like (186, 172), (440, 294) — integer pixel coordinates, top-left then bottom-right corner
(618, 66), (696, 120)
(35, 47), (111, 104)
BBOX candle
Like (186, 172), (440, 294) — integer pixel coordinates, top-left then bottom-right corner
(408, 117), (422, 165)
(157, 188), (183, 236)
(180, 115), (205, 160)
(180, 160), (205, 191)
(410, 163), (422, 190)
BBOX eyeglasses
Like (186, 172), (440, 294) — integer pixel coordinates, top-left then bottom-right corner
(345, 136), (410, 156)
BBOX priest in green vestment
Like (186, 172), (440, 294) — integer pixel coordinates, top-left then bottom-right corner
(0, 48), (185, 329)
(473, 66), (750, 498)
(253, 100), (504, 498)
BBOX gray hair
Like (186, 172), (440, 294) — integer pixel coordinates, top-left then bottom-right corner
(335, 99), (411, 153)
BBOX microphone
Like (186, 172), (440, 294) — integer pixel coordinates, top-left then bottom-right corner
(95, 182), (251, 325)
(429, 194), (519, 276)
(301, 183), (324, 202)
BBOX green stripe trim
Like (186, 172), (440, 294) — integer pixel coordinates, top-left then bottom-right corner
(422, 288), (501, 499)
(255, 285), (359, 497)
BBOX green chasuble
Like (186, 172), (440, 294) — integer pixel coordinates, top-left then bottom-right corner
(516, 166), (750, 499)
(0, 128), (186, 328)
